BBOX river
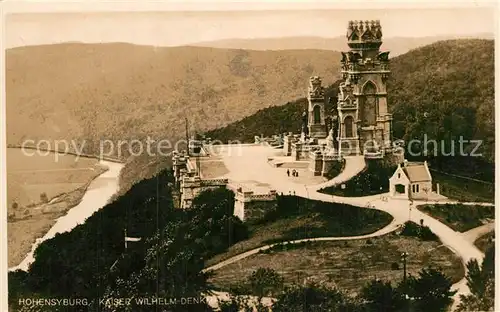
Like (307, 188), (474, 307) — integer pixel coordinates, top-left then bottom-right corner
(9, 160), (124, 272)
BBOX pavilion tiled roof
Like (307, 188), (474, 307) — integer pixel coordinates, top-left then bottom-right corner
(402, 161), (432, 182)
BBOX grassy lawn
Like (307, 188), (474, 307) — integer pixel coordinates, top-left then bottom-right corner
(7, 148), (105, 208)
(324, 158), (345, 180)
(319, 159), (396, 197)
(209, 234), (464, 296)
(474, 230), (495, 253)
(205, 196), (393, 267)
(433, 171), (494, 203)
(418, 203), (495, 232)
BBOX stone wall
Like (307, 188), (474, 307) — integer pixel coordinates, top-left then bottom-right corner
(242, 200), (277, 223)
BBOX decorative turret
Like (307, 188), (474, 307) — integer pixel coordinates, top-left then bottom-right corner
(308, 76), (324, 99)
(307, 76), (327, 139)
(347, 19), (383, 52)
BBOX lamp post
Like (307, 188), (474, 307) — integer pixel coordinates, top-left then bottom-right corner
(303, 185), (310, 215)
(408, 200), (413, 222)
(401, 251), (410, 312)
(401, 252), (408, 284)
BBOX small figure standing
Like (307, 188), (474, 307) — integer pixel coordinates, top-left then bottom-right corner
(292, 169), (297, 177)
(287, 169), (290, 177)
(296, 171), (299, 177)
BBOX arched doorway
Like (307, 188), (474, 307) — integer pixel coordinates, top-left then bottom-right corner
(360, 81), (377, 126)
(344, 116), (354, 137)
(313, 105), (321, 124)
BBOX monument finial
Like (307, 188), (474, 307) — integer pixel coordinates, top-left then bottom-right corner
(308, 76), (324, 99)
(346, 19), (383, 50)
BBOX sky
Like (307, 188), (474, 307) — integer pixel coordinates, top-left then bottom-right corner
(3, 3), (497, 49)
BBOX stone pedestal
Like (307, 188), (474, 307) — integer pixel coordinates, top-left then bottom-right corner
(308, 124), (327, 139)
(338, 138), (360, 156)
(309, 152), (323, 176)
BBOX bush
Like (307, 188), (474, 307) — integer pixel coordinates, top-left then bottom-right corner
(400, 221), (421, 237)
(400, 221), (438, 241)
(39, 192), (48, 203)
(12, 202), (19, 209)
(248, 268), (284, 297)
(391, 262), (400, 270)
(7, 213), (16, 222)
(419, 225), (438, 241)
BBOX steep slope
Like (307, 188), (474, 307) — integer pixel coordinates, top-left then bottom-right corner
(388, 39), (494, 162)
(6, 43), (340, 156)
(204, 81), (341, 143)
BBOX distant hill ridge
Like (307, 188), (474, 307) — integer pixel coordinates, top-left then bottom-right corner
(191, 34), (494, 56)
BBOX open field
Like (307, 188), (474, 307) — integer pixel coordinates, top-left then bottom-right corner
(474, 230), (495, 253)
(7, 148), (107, 266)
(7, 148), (105, 208)
(209, 235), (464, 296)
(206, 196), (393, 267)
(418, 203), (494, 233)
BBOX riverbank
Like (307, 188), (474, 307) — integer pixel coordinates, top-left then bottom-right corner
(9, 161), (123, 271)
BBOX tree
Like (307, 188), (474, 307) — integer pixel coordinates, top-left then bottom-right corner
(187, 188), (249, 258)
(456, 246), (495, 311)
(248, 268), (284, 298)
(360, 280), (405, 312)
(404, 267), (456, 312)
(219, 294), (270, 312)
(100, 221), (210, 312)
(272, 283), (362, 312)
(39, 192), (48, 203)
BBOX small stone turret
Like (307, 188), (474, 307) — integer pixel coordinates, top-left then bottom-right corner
(307, 76), (327, 139)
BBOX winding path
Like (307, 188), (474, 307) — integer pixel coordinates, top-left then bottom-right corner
(203, 221), (401, 273)
(207, 144), (494, 311)
(461, 222), (495, 243)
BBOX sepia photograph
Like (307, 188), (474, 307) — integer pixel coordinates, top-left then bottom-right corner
(1, 1), (496, 311)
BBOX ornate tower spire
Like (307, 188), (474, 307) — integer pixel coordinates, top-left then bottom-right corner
(338, 19), (392, 157)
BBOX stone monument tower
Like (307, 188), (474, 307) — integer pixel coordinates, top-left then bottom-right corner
(307, 76), (327, 139)
(337, 20), (392, 156)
